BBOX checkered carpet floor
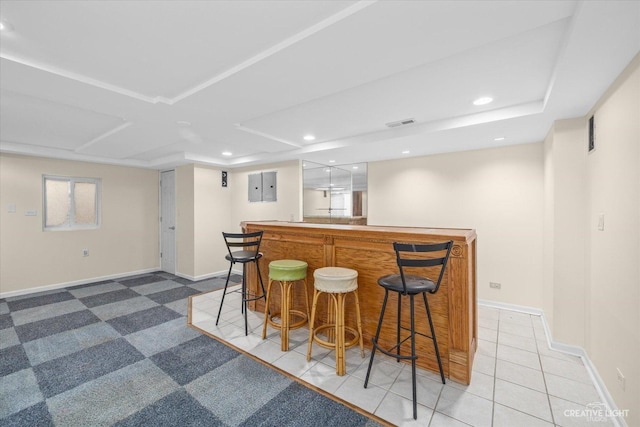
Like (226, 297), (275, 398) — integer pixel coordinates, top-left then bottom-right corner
(0, 272), (378, 426)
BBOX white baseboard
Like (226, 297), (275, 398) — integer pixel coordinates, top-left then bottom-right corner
(174, 269), (242, 282)
(0, 268), (159, 299)
(1, 268), (244, 299)
(477, 298), (544, 316)
(478, 299), (627, 427)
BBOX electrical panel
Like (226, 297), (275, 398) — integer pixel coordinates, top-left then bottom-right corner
(248, 171), (277, 202)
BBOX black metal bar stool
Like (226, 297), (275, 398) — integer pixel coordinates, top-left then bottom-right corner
(215, 231), (265, 336)
(364, 240), (453, 419)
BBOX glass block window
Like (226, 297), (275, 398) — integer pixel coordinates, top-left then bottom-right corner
(43, 176), (101, 230)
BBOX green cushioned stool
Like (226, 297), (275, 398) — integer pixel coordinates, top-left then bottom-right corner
(262, 259), (310, 351)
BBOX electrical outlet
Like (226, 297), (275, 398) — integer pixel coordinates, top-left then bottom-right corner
(616, 368), (625, 391)
(82, 249), (89, 257)
(490, 282), (501, 289)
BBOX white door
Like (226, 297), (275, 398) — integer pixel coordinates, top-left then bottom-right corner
(160, 170), (176, 274)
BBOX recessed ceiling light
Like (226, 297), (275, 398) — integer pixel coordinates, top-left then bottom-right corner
(222, 151), (232, 156)
(402, 150), (410, 154)
(176, 120), (191, 127)
(494, 137), (505, 141)
(303, 135), (315, 141)
(352, 166), (358, 169)
(473, 97), (493, 106)
(329, 160), (335, 163)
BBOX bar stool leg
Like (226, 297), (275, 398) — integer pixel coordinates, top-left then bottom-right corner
(396, 293), (402, 361)
(410, 294), (417, 420)
(242, 263), (248, 336)
(262, 278), (275, 339)
(306, 289), (321, 361)
(336, 293), (346, 376)
(255, 259), (265, 297)
(364, 290), (389, 388)
(216, 262), (234, 325)
(281, 281), (291, 351)
(325, 293), (335, 344)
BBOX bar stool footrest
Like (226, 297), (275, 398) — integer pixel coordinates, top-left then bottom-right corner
(312, 324), (360, 350)
(371, 338), (417, 361)
(267, 310), (308, 330)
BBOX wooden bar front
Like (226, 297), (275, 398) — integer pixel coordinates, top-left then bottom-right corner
(242, 221), (477, 384)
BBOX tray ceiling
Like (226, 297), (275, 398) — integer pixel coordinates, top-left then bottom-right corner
(1, 1), (638, 169)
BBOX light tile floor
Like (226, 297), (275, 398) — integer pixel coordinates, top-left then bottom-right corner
(190, 286), (616, 427)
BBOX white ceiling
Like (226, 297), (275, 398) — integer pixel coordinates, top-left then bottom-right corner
(1, 0), (638, 170)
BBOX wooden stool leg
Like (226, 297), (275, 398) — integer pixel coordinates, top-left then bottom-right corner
(326, 293), (335, 343)
(281, 281), (291, 351)
(306, 289), (321, 361)
(336, 293), (346, 376)
(262, 278), (274, 339)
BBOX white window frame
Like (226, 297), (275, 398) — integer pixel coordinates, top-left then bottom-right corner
(43, 175), (101, 231)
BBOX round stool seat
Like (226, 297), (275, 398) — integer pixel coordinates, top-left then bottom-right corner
(269, 259), (308, 282)
(313, 267), (358, 293)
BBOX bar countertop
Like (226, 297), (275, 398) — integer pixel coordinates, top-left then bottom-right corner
(243, 220), (476, 242)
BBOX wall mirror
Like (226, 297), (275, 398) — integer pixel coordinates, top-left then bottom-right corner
(302, 161), (367, 225)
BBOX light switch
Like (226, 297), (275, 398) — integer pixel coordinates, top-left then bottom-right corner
(8, 203), (16, 213)
(597, 213), (605, 231)
(25, 209), (38, 216)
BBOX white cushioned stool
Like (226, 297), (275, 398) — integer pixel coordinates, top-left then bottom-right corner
(306, 266), (364, 375)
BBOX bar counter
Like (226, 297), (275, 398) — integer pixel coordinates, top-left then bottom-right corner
(242, 221), (477, 384)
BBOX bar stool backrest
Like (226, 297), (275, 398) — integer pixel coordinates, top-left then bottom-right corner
(393, 241), (453, 295)
(222, 230), (263, 262)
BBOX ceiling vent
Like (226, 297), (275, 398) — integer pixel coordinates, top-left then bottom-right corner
(385, 118), (415, 128)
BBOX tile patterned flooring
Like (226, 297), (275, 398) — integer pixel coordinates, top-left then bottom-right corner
(190, 286), (616, 427)
(2, 273), (377, 426)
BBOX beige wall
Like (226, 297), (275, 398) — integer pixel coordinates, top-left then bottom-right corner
(584, 58), (639, 424)
(175, 164), (195, 277)
(229, 160), (302, 231)
(0, 154), (159, 294)
(543, 55), (639, 423)
(368, 143), (545, 307)
(543, 129), (556, 333)
(543, 118), (588, 346)
(175, 164), (233, 279)
(194, 165), (232, 278)
(173, 160), (300, 280)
